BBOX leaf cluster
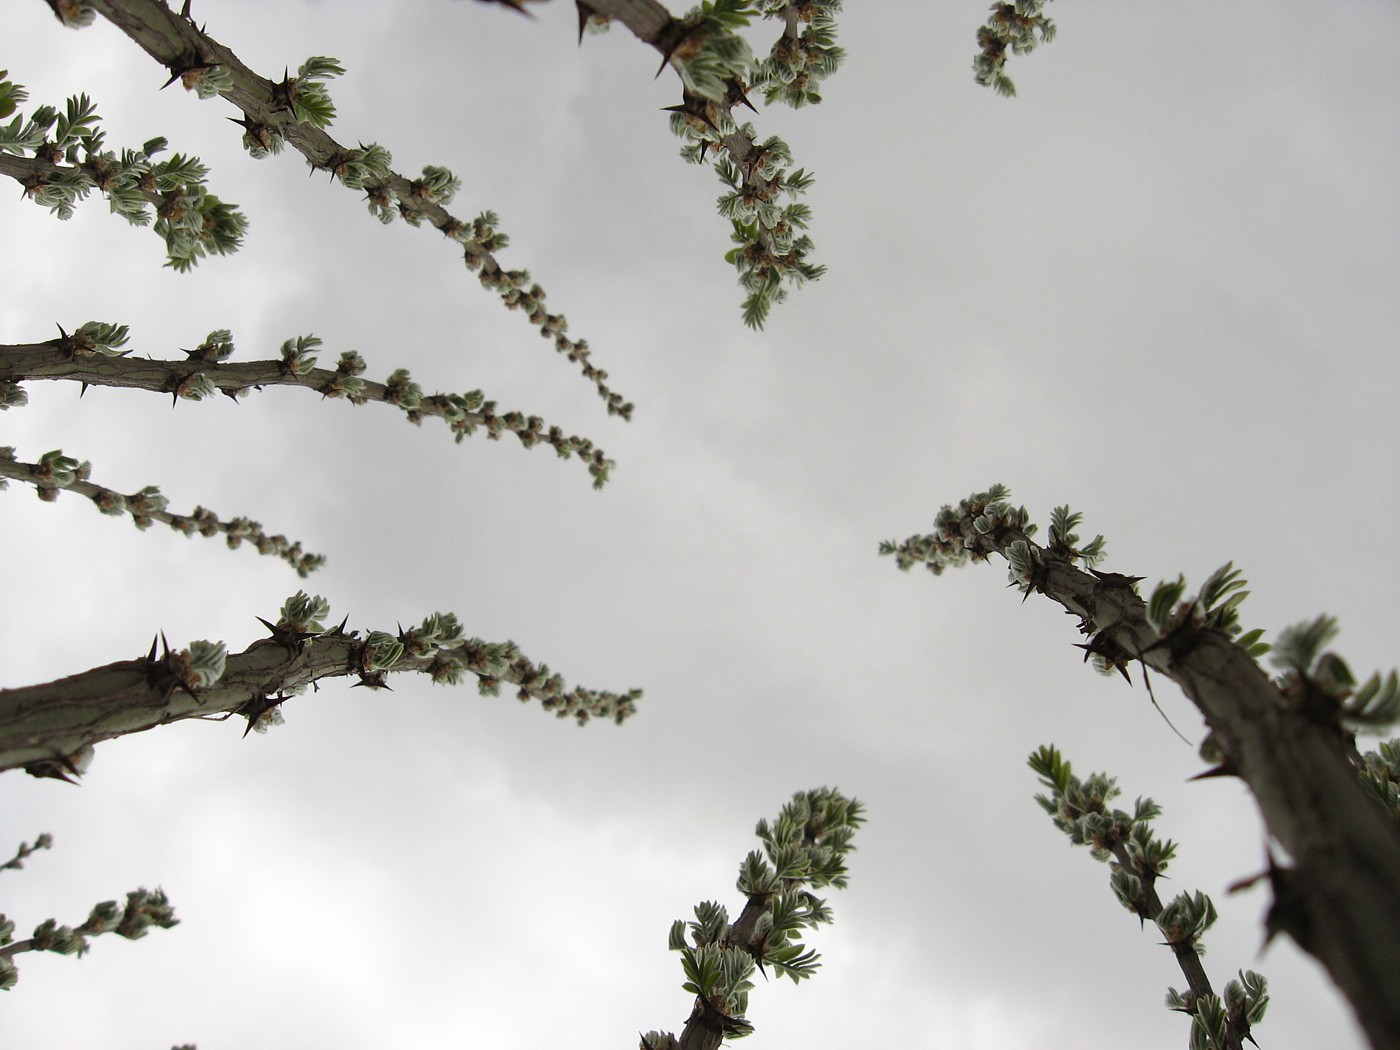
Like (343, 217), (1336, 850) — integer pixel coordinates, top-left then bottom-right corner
(653, 788), (861, 1044)
(1357, 739), (1400, 820)
(879, 484), (1037, 577)
(1146, 563), (1269, 659)
(1166, 970), (1271, 1050)
(0, 72), (246, 270)
(1269, 617), (1400, 730)
(275, 56), (345, 129)
(973, 0), (1057, 97)
(1029, 746), (1268, 1050)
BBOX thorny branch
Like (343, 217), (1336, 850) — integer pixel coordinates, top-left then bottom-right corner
(54, 0), (631, 416)
(0, 329), (615, 487)
(0, 603), (641, 776)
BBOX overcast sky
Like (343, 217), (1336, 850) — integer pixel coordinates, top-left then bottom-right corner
(2, 2), (1397, 1048)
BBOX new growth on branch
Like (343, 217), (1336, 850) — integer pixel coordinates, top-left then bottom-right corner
(883, 486), (1400, 1048)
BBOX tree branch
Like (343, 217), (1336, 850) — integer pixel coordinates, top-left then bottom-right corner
(581, 0), (838, 327)
(1102, 838), (1226, 1033)
(0, 328), (615, 488)
(0, 596), (642, 776)
(0, 834), (53, 874)
(0, 71), (246, 269)
(0, 882), (179, 991)
(1030, 745), (1259, 1049)
(63, 0), (631, 416)
(643, 787), (861, 1050)
(885, 489), (1400, 1049)
(0, 447), (324, 576)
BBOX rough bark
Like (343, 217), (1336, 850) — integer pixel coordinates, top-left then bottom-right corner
(0, 625), (639, 776)
(583, 0), (676, 44)
(899, 509), (1400, 1049)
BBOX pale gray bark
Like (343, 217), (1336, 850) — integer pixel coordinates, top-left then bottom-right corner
(921, 509), (1400, 1049)
(0, 626), (639, 776)
(583, 0), (676, 44)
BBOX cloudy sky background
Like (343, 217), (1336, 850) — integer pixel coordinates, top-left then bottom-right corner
(2, 2), (1396, 1047)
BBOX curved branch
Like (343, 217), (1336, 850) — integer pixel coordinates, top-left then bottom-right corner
(0, 330), (615, 487)
(0, 605), (642, 776)
(73, 0), (631, 416)
(886, 490), (1400, 1049)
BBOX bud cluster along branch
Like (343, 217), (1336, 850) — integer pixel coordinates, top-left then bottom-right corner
(0, 833), (178, 996)
(576, 0), (842, 328)
(44, 0), (631, 418)
(972, 0), (1057, 97)
(641, 788), (862, 1050)
(0, 324), (615, 488)
(0, 872), (179, 992)
(0, 834), (53, 874)
(0, 69), (245, 270)
(0, 446), (324, 577)
(1029, 746), (1267, 1050)
(882, 486), (1400, 1049)
(0, 592), (642, 778)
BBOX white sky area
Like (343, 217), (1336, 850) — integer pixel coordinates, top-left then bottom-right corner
(1, 2), (1396, 1047)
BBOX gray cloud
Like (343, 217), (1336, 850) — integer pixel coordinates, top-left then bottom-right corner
(1, 2), (1394, 1047)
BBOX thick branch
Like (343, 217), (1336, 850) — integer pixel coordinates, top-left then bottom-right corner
(0, 620), (641, 775)
(892, 502), (1400, 1048)
(78, 0), (630, 416)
